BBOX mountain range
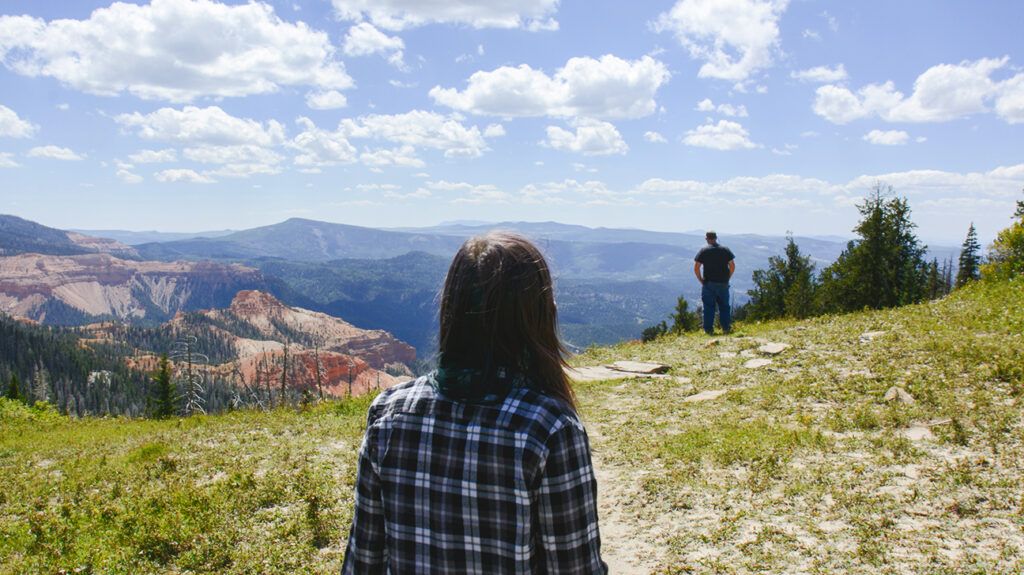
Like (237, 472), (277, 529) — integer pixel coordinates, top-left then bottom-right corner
(2, 214), (961, 353)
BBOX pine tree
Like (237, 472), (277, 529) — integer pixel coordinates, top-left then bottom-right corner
(151, 354), (176, 418)
(31, 365), (50, 404)
(669, 296), (699, 333)
(1015, 187), (1023, 220)
(925, 259), (943, 300)
(5, 374), (23, 402)
(747, 235), (817, 320)
(817, 184), (929, 313)
(955, 223), (982, 288)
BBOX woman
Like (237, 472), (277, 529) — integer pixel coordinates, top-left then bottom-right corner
(341, 232), (606, 574)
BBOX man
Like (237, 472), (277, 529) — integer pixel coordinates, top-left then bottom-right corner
(693, 230), (736, 335)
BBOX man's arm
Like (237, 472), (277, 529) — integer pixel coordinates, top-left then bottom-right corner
(693, 261), (703, 284)
(728, 259), (735, 280)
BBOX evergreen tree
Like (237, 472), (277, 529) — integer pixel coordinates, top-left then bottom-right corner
(5, 373), (23, 402)
(31, 365), (50, 404)
(747, 235), (817, 320)
(151, 354), (176, 418)
(817, 184), (929, 313)
(1015, 187), (1023, 220)
(669, 296), (699, 333)
(925, 259), (944, 300)
(641, 321), (668, 343)
(955, 223), (982, 288)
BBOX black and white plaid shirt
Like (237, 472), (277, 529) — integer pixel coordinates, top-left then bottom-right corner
(341, 376), (606, 574)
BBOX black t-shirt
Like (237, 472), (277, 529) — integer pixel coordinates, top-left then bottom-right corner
(695, 244), (735, 283)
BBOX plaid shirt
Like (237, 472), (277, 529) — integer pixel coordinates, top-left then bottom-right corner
(341, 376), (606, 574)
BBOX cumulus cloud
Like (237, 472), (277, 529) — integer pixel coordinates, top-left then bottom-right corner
(128, 149), (177, 163)
(27, 145), (84, 160)
(694, 98), (748, 117)
(420, 180), (509, 204)
(342, 22), (405, 69)
(0, 152), (18, 167)
(654, 0), (789, 82)
(289, 117), (359, 167)
(0, 104), (37, 138)
(331, 0), (559, 31)
(683, 120), (757, 150)
(791, 64), (848, 83)
(115, 106), (285, 146)
(813, 57), (1017, 124)
(359, 145), (425, 168)
(996, 73), (1024, 124)
(644, 131), (667, 143)
(182, 144), (284, 178)
(863, 129), (909, 146)
(305, 90), (348, 110)
(430, 55), (670, 119)
(543, 119), (628, 156)
(116, 169), (143, 184)
(0, 0), (352, 102)
(154, 168), (215, 184)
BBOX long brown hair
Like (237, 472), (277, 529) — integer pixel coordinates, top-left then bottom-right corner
(438, 231), (575, 409)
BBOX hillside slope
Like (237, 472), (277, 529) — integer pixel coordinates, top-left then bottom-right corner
(1, 279), (1021, 574)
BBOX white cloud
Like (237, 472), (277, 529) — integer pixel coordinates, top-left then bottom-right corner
(359, 145), (425, 168)
(305, 90), (348, 110)
(331, 0), (559, 31)
(694, 98), (748, 117)
(183, 145), (283, 165)
(56, 103), (69, 111)
(791, 64), (847, 83)
(421, 180), (509, 204)
(430, 55), (670, 119)
(543, 119), (628, 156)
(116, 169), (143, 184)
(863, 129), (909, 146)
(0, 104), (37, 138)
(644, 131), (667, 143)
(0, 152), (18, 167)
(519, 179), (619, 205)
(27, 145), (84, 161)
(154, 168), (215, 184)
(340, 110), (495, 158)
(115, 106), (285, 146)
(813, 57), (1015, 124)
(128, 149), (177, 163)
(342, 22), (405, 69)
(0, 0), (352, 102)
(996, 73), (1024, 124)
(802, 29), (821, 41)
(289, 117), (358, 167)
(654, 0), (789, 82)
(483, 124), (506, 138)
(683, 120), (757, 150)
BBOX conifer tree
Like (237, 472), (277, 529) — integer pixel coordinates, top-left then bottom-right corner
(817, 184), (929, 313)
(955, 223), (982, 288)
(151, 354), (176, 418)
(669, 296), (699, 333)
(5, 374), (23, 403)
(31, 365), (50, 404)
(747, 235), (817, 320)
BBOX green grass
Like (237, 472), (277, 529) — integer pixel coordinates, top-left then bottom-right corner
(2, 279), (1024, 574)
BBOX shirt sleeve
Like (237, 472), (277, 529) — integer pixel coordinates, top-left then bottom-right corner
(535, 420), (607, 574)
(726, 248), (736, 261)
(695, 248), (704, 263)
(341, 416), (387, 574)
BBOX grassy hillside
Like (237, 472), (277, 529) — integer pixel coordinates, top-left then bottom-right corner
(2, 279), (1022, 574)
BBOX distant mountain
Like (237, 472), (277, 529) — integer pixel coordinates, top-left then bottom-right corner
(0, 214), (137, 258)
(135, 218), (464, 262)
(71, 228), (236, 245)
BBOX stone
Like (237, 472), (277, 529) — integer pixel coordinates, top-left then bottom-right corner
(739, 349), (757, 358)
(884, 386), (916, 405)
(683, 389), (729, 403)
(566, 366), (670, 383)
(860, 331), (887, 343)
(902, 426), (935, 441)
(758, 342), (790, 355)
(743, 358), (773, 369)
(718, 352), (738, 359)
(606, 360), (670, 374)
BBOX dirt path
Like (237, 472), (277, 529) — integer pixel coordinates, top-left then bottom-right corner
(593, 452), (661, 574)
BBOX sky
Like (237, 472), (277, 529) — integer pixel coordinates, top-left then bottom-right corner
(0, 0), (1022, 245)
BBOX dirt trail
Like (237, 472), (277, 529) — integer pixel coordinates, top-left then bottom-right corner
(593, 453), (661, 574)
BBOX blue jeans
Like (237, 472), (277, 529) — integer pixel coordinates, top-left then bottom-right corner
(701, 282), (731, 334)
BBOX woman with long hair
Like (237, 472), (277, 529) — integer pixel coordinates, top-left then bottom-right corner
(341, 232), (606, 574)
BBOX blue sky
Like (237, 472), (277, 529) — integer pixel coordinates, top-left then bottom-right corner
(0, 0), (1021, 245)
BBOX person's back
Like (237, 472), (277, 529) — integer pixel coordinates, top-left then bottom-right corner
(693, 231), (736, 334)
(341, 231), (606, 574)
(343, 375), (601, 574)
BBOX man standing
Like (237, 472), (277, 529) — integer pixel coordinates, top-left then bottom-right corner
(693, 230), (736, 335)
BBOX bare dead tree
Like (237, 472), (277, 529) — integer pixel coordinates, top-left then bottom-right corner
(312, 329), (326, 402)
(171, 335), (208, 416)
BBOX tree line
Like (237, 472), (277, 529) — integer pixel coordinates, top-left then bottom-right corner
(643, 183), (1024, 337)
